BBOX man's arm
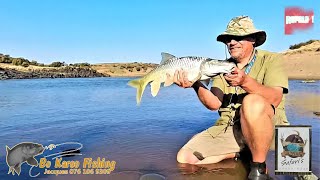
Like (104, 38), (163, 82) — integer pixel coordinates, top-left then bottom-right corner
(171, 70), (222, 111)
(241, 76), (283, 107)
(192, 81), (222, 111)
(224, 68), (283, 107)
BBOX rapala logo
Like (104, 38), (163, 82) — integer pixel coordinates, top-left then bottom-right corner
(285, 7), (314, 35)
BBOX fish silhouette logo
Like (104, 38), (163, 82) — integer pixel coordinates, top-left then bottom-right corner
(6, 142), (44, 176)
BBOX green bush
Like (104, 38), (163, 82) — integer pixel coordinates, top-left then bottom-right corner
(49, 61), (64, 67)
(12, 58), (30, 66)
(30, 60), (38, 66)
(289, 40), (317, 50)
(12, 58), (23, 65)
(0, 55), (12, 63)
(22, 62), (29, 67)
(72, 62), (91, 67)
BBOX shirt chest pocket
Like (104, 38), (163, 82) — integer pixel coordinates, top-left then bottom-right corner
(251, 64), (266, 84)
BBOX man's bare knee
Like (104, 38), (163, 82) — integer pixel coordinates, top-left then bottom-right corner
(177, 148), (200, 164)
(241, 94), (273, 122)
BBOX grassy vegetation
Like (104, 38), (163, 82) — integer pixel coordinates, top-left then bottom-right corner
(0, 53), (91, 68)
(289, 40), (318, 50)
(116, 62), (155, 72)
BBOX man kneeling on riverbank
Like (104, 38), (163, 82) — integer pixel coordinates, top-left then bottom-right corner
(174, 16), (289, 180)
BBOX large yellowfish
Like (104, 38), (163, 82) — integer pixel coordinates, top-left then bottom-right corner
(128, 52), (235, 105)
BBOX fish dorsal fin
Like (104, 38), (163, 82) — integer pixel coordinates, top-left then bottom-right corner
(160, 52), (175, 64)
(6, 145), (11, 153)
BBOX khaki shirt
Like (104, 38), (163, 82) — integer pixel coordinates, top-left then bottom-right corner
(208, 49), (289, 137)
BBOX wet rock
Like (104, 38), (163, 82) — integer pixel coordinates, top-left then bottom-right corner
(313, 112), (320, 116)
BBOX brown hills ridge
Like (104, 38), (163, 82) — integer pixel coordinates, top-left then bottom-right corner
(91, 62), (157, 77)
(0, 40), (319, 80)
(92, 40), (320, 79)
(281, 40), (320, 80)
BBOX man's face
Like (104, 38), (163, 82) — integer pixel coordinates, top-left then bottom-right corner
(224, 36), (255, 61)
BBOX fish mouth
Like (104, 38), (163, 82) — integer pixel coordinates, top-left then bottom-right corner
(38, 147), (45, 154)
(224, 66), (235, 74)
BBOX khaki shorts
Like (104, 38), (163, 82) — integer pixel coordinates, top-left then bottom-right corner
(182, 108), (289, 159)
(182, 123), (246, 159)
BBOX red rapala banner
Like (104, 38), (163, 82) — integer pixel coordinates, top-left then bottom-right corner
(285, 7), (314, 35)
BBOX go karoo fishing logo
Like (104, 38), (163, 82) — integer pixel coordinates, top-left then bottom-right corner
(40, 157), (116, 176)
(5, 142), (116, 177)
(275, 126), (312, 175)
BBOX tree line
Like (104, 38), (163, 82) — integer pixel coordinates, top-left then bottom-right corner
(0, 54), (91, 68)
(289, 39), (318, 50)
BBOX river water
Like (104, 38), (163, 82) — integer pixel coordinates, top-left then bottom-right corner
(0, 78), (319, 179)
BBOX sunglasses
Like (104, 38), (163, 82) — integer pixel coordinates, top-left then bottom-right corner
(223, 36), (252, 43)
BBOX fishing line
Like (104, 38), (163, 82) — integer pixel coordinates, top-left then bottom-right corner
(224, 45), (229, 60)
(29, 142), (83, 178)
(44, 142), (83, 159)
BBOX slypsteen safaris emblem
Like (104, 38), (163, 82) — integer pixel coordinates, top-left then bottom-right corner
(281, 131), (307, 158)
(6, 142), (44, 175)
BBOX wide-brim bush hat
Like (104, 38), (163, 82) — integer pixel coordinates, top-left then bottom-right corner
(217, 15), (266, 47)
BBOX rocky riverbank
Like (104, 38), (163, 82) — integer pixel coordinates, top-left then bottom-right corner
(0, 65), (106, 80)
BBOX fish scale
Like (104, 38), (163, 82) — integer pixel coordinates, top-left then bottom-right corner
(128, 52), (235, 105)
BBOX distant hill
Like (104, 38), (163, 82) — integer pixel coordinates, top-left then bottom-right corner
(91, 40), (320, 79)
(288, 40), (319, 50)
(282, 40), (320, 80)
(91, 62), (157, 77)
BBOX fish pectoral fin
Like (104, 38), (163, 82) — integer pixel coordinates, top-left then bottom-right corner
(150, 80), (161, 97)
(164, 76), (174, 87)
(190, 73), (202, 84)
(26, 157), (38, 166)
(14, 164), (21, 176)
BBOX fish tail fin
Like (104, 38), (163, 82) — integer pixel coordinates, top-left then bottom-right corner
(128, 77), (149, 105)
(6, 145), (11, 153)
(8, 167), (12, 175)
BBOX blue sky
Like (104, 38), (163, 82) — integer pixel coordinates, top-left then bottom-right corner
(0, 0), (319, 64)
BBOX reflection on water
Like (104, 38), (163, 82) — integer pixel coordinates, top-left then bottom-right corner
(0, 78), (319, 180)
